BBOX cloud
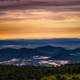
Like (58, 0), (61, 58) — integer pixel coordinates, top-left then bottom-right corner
(0, 9), (80, 21)
(0, 0), (80, 11)
(0, 0), (80, 39)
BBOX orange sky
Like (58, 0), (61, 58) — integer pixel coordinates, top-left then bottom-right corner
(0, 9), (80, 39)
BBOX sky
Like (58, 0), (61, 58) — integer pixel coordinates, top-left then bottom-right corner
(0, 0), (80, 39)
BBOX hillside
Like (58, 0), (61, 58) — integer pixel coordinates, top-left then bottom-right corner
(0, 46), (80, 66)
(0, 64), (80, 80)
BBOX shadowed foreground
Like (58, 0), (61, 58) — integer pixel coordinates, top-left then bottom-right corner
(0, 64), (80, 80)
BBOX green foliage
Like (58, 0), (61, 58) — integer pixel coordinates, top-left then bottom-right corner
(0, 64), (80, 80)
(41, 76), (57, 80)
(41, 74), (80, 80)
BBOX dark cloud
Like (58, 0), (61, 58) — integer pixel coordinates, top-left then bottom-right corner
(0, 12), (6, 15)
(0, 0), (80, 21)
(0, 0), (80, 11)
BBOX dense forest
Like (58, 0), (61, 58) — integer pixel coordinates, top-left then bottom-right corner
(0, 64), (80, 80)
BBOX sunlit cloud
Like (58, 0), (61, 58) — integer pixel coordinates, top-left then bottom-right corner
(0, 9), (80, 21)
(0, 0), (80, 39)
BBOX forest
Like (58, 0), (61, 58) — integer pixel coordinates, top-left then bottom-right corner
(0, 64), (80, 80)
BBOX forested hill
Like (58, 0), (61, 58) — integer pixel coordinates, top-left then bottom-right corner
(0, 46), (80, 61)
(0, 64), (80, 80)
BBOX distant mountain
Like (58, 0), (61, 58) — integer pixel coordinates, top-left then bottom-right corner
(0, 45), (80, 61)
(0, 38), (80, 49)
(0, 39), (80, 66)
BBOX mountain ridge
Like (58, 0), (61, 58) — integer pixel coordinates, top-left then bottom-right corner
(0, 45), (80, 61)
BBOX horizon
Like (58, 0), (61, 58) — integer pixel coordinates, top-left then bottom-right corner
(0, 38), (80, 40)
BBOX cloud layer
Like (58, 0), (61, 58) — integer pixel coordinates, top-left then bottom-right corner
(0, 0), (80, 39)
